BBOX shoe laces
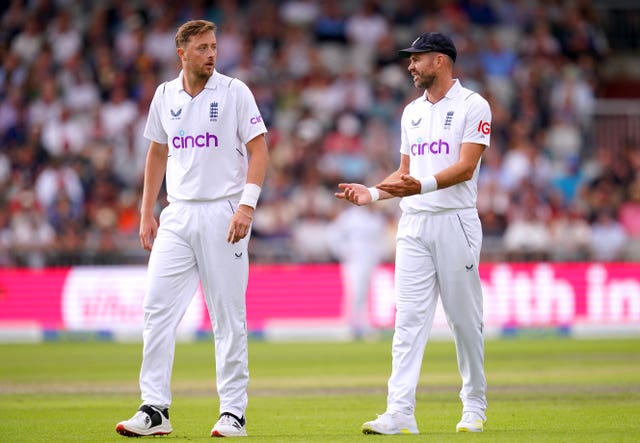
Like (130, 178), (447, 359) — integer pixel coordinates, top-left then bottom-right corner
(219, 415), (236, 425)
(376, 412), (394, 421)
(376, 411), (409, 425)
(218, 413), (245, 428)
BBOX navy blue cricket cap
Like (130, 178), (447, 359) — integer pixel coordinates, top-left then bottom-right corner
(398, 32), (457, 62)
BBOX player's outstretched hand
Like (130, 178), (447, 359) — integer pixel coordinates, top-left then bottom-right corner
(335, 183), (372, 206)
(377, 174), (421, 197)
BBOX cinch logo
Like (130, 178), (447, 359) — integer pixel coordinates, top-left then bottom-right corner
(410, 139), (450, 155)
(250, 115), (262, 125)
(172, 130), (219, 149)
(478, 120), (491, 135)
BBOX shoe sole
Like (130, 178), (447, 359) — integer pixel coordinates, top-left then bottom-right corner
(362, 427), (382, 435)
(211, 430), (248, 437)
(456, 421), (485, 433)
(457, 427), (483, 432)
(115, 424), (172, 437)
(362, 426), (418, 435)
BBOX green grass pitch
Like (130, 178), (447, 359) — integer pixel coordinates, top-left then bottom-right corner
(0, 337), (639, 442)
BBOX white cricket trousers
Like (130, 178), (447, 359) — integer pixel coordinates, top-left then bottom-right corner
(139, 200), (249, 419)
(387, 207), (487, 416)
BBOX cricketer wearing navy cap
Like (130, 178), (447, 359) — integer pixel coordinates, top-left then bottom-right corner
(398, 32), (457, 62)
(337, 28), (491, 435)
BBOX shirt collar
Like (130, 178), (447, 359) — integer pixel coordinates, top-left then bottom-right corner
(422, 78), (461, 102)
(177, 69), (219, 92)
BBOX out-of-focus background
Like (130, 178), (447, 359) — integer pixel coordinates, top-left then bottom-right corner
(0, 0), (639, 341)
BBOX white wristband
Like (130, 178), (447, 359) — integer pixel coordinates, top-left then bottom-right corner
(367, 187), (380, 202)
(239, 183), (262, 209)
(419, 176), (438, 194)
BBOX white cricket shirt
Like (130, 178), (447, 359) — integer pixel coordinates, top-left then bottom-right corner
(144, 70), (267, 202)
(399, 79), (491, 212)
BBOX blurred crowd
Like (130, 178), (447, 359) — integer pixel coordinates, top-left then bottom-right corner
(1, 0), (639, 268)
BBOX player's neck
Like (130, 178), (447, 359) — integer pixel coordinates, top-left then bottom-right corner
(182, 71), (210, 97)
(425, 77), (455, 104)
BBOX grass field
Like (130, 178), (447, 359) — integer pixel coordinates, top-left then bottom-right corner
(1, 336), (639, 442)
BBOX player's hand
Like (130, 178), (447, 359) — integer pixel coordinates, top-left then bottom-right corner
(335, 183), (372, 206)
(139, 215), (158, 251)
(376, 174), (421, 197)
(227, 205), (253, 244)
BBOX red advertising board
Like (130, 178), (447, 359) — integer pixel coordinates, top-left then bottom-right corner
(0, 263), (638, 338)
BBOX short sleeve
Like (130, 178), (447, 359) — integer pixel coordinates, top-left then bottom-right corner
(462, 94), (491, 148)
(233, 80), (267, 144)
(143, 84), (168, 144)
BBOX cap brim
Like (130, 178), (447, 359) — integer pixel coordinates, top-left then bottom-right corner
(398, 47), (430, 57)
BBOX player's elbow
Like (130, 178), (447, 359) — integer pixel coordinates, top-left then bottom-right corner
(460, 167), (475, 182)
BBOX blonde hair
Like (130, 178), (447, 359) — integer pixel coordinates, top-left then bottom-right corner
(175, 20), (217, 48)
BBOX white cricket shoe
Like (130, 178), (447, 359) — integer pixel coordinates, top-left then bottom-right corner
(362, 411), (419, 435)
(211, 412), (247, 437)
(115, 405), (172, 437)
(456, 411), (486, 432)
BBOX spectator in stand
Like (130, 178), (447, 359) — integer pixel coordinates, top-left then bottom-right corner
(0, 199), (13, 267)
(503, 182), (552, 261)
(619, 178), (640, 260)
(0, 88), (23, 141)
(45, 7), (81, 65)
(10, 15), (43, 65)
(478, 30), (517, 106)
(143, 12), (179, 73)
(320, 112), (368, 182)
(345, 0), (389, 71)
(556, 3), (609, 62)
(34, 157), (84, 218)
(549, 65), (595, 134)
(100, 85), (138, 136)
(7, 189), (55, 268)
(58, 53), (101, 113)
(0, 50), (28, 94)
(589, 209), (627, 262)
(551, 155), (587, 207)
(40, 105), (90, 158)
(518, 18), (561, 62)
(279, 0), (320, 28)
(548, 203), (592, 261)
(114, 12), (146, 69)
(289, 164), (336, 262)
(26, 77), (61, 130)
(499, 120), (552, 191)
(0, 0), (635, 266)
(313, 0), (348, 44)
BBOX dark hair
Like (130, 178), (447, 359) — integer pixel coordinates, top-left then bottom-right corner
(175, 20), (217, 48)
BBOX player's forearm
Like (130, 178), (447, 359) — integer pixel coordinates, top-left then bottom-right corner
(245, 135), (269, 188)
(431, 144), (485, 189)
(374, 164), (409, 201)
(432, 162), (474, 190)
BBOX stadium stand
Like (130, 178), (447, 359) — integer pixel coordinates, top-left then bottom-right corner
(1, 0), (639, 267)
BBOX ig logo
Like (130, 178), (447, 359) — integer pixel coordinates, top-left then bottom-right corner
(477, 120), (491, 135)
